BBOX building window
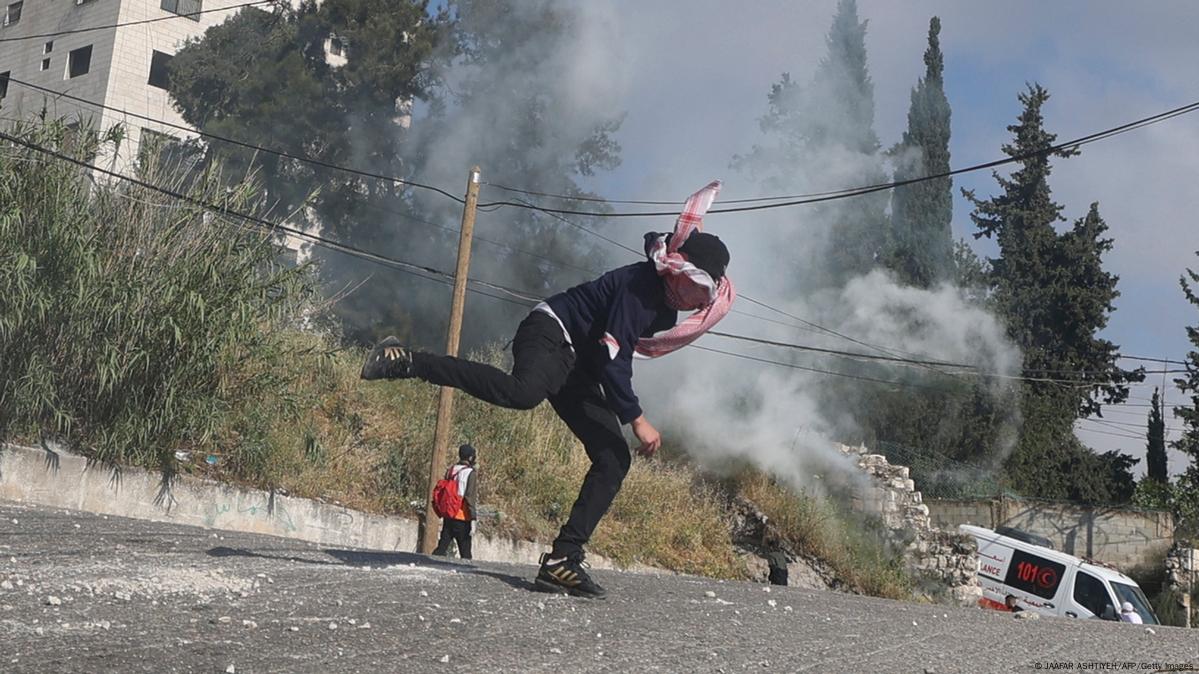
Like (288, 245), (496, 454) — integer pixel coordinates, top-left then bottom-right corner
(40, 58), (50, 72)
(148, 50), (173, 90)
(3, 2), (21, 27)
(67, 45), (92, 79)
(160, 0), (201, 21)
(0, 71), (9, 99)
(44, 41), (53, 55)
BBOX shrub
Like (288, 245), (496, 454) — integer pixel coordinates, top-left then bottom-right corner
(0, 121), (316, 476)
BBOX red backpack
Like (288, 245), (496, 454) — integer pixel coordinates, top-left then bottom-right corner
(432, 466), (465, 518)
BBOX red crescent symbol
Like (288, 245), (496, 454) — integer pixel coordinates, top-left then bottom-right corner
(1037, 568), (1057, 588)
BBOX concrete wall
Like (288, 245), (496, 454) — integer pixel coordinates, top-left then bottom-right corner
(927, 496), (1174, 570)
(0, 442), (639, 572)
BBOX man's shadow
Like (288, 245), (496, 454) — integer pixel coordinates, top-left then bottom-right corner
(205, 546), (535, 591)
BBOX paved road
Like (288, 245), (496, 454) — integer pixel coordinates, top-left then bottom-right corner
(0, 501), (1196, 673)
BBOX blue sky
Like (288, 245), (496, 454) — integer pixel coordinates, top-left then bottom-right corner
(559, 0), (1199, 473)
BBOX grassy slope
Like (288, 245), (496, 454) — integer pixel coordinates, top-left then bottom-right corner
(195, 341), (910, 596)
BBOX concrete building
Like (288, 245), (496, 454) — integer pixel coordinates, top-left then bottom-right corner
(0, 0), (262, 172)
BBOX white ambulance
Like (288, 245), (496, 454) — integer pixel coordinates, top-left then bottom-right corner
(960, 524), (1159, 624)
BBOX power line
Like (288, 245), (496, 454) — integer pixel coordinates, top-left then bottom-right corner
(5, 128), (1189, 394)
(476, 98), (1199, 217)
(0, 0), (277, 43)
(503, 190), (943, 367)
(707, 331), (972, 369)
(7, 75), (594, 274)
(2, 76), (467, 205)
(11, 80), (1189, 376)
(0, 129), (536, 312)
(689, 345), (949, 392)
(1120, 354), (1191, 366)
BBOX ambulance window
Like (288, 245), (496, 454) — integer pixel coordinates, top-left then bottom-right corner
(1003, 549), (1065, 599)
(1073, 571), (1114, 618)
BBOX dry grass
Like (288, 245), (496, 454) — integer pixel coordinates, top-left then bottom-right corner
(737, 473), (913, 600)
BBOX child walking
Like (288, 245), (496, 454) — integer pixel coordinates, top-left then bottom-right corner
(432, 444), (479, 560)
(362, 182), (733, 598)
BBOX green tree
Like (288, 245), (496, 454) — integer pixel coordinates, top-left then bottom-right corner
(1174, 252), (1199, 536)
(886, 17), (953, 288)
(1147, 387), (1168, 482)
(964, 85), (1142, 500)
(734, 0), (888, 288)
(168, 1), (448, 343)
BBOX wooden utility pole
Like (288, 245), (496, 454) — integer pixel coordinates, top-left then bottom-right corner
(420, 166), (481, 554)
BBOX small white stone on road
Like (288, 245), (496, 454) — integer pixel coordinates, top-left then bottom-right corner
(35, 627), (44, 636)
(439, 655), (450, 664)
(784, 606), (793, 612)
(348, 618), (357, 625)
(288, 626), (300, 632)
(359, 622), (371, 629)
(218, 616), (232, 624)
(418, 615), (426, 622)
(10, 519), (17, 525)
(328, 622), (338, 630)
(550, 647), (562, 654)
(0, 581), (12, 591)
(46, 596), (61, 606)
(420, 591), (428, 597)
(450, 618), (462, 624)
(537, 602), (545, 610)
(226, 666), (235, 674)
(912, 621), (918, 626)
(704, 591), (716, 598)
(767, 600), (777, 608)
(763, 587), (771, 593)
(242, 620), (257, 629)
(1146, 627), (1156, 634)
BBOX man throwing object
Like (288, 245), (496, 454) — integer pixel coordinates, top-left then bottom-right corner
(361, 181), (733, 598)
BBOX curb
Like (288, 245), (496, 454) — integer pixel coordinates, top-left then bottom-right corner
(0, 442), (634, 571)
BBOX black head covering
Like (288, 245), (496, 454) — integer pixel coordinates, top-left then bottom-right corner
(458, 444), (477, 462)
(678, 232), (730, 283)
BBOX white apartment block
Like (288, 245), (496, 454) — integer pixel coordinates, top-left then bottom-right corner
(0, 0), (268, 173)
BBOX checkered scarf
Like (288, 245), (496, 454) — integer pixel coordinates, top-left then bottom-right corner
(634, 180), (735, 359)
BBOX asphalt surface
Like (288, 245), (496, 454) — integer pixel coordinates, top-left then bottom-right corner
(0, 501), (1196, 673)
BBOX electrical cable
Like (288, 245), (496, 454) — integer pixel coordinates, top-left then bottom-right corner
(0, 129), (536, 311)
(476, 98), (1199, 216)
(3, 129), (1186, 392)
(11, 79), (1187, 378)
(2, 76), (466, 205)
(474, 98), (1199, 214)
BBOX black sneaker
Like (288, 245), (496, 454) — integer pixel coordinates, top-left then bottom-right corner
(535, 552), (607, 599)
(360, 336), (414, 380)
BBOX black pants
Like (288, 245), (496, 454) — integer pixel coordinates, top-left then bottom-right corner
(413, 311), (631, 559)
(433, 518), (473, 559)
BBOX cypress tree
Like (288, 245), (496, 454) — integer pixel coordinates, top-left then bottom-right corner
(964, 85), (1143, 499)
(814, 0), (889, 285)
(1173, 253), (1199, 531)
(1147, 388), (1168, 483)
(887, 17), (953, 288)
(734, 0), (888, 289)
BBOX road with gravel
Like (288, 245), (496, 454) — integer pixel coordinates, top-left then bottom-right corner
(0, 500), (1196, 673)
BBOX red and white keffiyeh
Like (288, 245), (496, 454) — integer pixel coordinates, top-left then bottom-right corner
(634, 180), (735, 359)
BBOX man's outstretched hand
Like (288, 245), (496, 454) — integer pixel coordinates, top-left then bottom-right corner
(631, 415), (661, 457)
